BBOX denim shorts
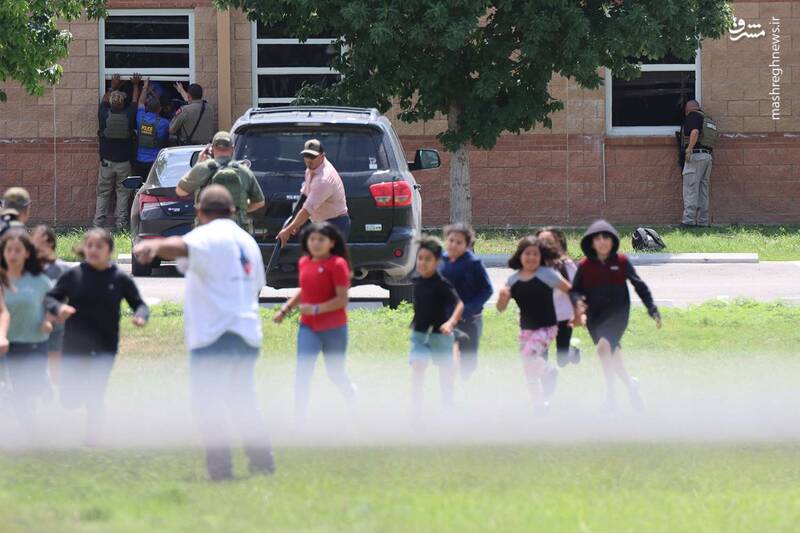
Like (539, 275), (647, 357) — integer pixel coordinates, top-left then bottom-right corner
(47, 327), (65, 352)
(409, 330), (454, 367)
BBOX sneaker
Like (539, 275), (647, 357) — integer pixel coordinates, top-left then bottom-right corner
(628, 377), (645, 412)
(541, 365), (559, 401)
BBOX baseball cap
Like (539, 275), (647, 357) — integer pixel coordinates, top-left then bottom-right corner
(212, 131), (233, 149)
(109, 91), (127, 107)
(2, 187), (31, 212)
(300, 139), (324, 158)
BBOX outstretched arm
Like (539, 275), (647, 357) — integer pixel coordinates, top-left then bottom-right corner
(626, 261), (661, 326)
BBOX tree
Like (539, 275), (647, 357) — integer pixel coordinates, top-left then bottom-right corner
(216, 0), (733, 223)
(0, 0), (106, 102)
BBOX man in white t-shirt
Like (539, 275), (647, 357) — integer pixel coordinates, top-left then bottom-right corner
(133, 185), (274, 481)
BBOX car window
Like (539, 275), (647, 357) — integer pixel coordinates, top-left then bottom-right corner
(153, 149), (193, 186)
(237, 128), (391, 174)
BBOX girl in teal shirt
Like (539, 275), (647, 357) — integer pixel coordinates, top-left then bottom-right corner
(0, 229), (53, 430)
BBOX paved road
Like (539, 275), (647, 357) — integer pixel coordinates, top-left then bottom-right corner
(123, 262), (800, 309)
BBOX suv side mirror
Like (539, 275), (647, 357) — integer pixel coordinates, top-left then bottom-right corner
(122, 176), (144, 190)
(190, 150), (202, 167)
(408, 149), (441, 171)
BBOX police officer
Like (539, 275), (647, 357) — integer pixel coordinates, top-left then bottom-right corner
(170, 83), (214, 145)
(95, 74), (139, 230)
(134, 78), (170, 183)
(175, 131), (265, 231)
(681, 100), (713, 227)
(0, 187), (31, 236)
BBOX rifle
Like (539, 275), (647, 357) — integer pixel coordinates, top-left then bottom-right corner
(265, 194), (307, 282)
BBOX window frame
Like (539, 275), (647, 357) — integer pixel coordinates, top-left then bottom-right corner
(98, 8), (196, 98)
(250, 21), (339, 108)
(604, 50), (701, 136)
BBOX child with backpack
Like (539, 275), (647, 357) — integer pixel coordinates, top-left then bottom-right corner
(46, 229), (149, 445)
(570, 220), (662, 411)
(438, 223), (493, 380)
(535, 227), (580, 368)
(497, 236), (571, 412)
(0, 229), (53, 431)
(273, 222), (357, 419)
(31, 226), (71, 384)
(410, 236), (464, 417)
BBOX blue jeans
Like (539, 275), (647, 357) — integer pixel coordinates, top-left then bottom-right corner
(191, 332), (274, 479)
(326, 215), (351, 242)
(295, 325), (356, 417)
(409, 331), (455, 367)
(5, 342), (48, 427)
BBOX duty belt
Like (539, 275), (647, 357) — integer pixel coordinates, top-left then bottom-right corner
(692, 148), (712, 154)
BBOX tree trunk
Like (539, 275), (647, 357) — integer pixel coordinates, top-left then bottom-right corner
(447, 103), (471, 224)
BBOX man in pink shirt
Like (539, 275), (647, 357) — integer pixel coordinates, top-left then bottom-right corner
(277, 139), (350, 244)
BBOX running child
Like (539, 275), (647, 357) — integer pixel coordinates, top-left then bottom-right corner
(496, 236), (570, 411)
(570, 220), (661, 411)
(439, 223), (493, 380)
(31, 225), (71, 384)
(410, 236), (464, 417)
(273, 222), (357, 419)
(0, 229), (53, 431)
(46, 228), (149, 445)
(536, 227), (580, 367)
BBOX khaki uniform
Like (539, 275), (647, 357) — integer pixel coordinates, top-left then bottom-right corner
(170, 101), (215, 145)
(177, 158), (265, 230)
(94, 159), (134, 230)
(682, 153), (712, 226)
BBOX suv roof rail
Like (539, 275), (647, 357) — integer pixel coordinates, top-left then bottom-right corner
(245, 106), (380, 120)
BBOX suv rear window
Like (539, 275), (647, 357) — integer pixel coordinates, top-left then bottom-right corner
(237, 128), (391, 174)
(153, 149), (193, 186)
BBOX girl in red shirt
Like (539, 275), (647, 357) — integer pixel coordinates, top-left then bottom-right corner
(273, 222), (356, 419)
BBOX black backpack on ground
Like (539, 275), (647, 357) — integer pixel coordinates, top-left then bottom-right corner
(631, 227), (666, 252)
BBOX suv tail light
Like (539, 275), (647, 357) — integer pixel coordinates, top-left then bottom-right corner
(369, 181), (413, 208)
(139, 193), (180, 211)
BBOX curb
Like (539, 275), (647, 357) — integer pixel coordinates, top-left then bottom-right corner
(117, 253), (132, 264)
(478, 252), (759, 268)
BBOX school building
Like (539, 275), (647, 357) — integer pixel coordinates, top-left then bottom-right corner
(0, 0), (798, 227)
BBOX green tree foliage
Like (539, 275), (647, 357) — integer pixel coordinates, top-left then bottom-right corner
(217, 0), (733, 222)
(0, 0), (106, 102)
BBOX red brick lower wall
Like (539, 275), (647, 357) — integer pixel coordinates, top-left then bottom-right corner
(1, 133), (799, 227)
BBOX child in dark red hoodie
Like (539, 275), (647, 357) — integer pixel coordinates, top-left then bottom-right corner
(571, 220), (661, 411)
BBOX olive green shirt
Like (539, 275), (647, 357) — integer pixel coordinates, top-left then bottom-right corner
(177, 158), (265, 229)
(169, 100), (215, 145)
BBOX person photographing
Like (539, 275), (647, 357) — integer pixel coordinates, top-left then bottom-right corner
(175, 131), (265, 232)
(276, 139), (350, 245)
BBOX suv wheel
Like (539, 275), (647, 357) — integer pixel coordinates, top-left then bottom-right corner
(387, 284), (414, 309)
(132, 255), (156, 277)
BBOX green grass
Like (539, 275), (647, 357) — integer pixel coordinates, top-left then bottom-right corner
(55, 230), (132, 262)
(4, 301), (800, 532)
(121, 299), (800, 359)
(458, 225), (800, 261)
(2, 445), (800, 532)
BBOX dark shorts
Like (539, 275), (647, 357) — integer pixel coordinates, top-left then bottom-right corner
(587, 310), (629, 351)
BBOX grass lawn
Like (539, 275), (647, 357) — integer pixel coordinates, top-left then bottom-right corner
(3, 301), (800, 532)
(2, 445), (800, 532)
(53, 225), (800, 262)
(465, 225), (800, 261)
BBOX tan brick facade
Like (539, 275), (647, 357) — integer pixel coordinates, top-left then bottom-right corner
(0, 0), (798, 227)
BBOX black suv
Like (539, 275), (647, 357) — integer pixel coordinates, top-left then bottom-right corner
(231, 106), (439, 306)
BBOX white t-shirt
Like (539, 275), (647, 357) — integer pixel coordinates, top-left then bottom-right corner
(553, 260), (577, 322)
(178, 218), (266, 350)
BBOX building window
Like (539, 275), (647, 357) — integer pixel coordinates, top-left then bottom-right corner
(251, 21), (339, 108)
(98, 9), (195, 105)
(605, 52), (700, 135)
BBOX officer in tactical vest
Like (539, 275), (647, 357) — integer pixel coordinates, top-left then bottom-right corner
(95, 73), (139, 230)
(175, 131), (266, 231)
(134, 78), (170, 185)
(680, 100), (715, 227)
(0, 187), (32, 237)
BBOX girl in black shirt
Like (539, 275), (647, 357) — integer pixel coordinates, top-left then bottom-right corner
(46, 229), (149, 445)
(497, 236), (570, 411)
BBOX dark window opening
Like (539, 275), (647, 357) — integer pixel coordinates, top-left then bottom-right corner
(612, 71), (695, 127)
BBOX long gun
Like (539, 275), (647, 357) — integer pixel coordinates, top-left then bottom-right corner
(265, 194), (307, 278)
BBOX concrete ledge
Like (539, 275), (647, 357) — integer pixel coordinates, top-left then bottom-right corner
(479, 252), (758, 268)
